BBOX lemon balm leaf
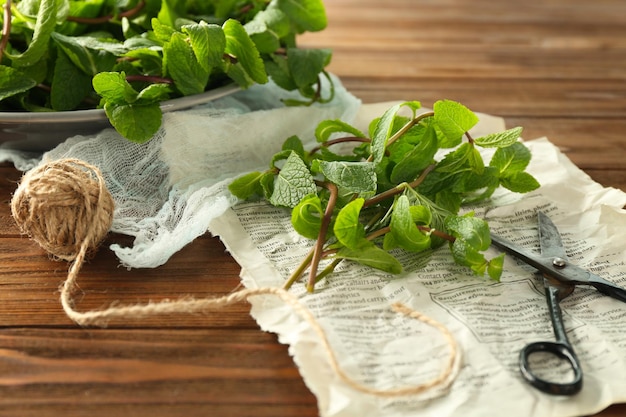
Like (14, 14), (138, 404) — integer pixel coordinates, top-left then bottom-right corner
(269, 152), (317, 208)
(315, 160), (377, 197)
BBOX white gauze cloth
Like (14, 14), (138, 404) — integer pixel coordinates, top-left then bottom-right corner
(2, 75), (361, 268)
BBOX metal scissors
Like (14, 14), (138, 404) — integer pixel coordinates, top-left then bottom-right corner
(490, 211), (626, 396)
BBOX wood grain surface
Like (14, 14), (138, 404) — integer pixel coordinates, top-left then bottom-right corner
(1, 0), (625, 416)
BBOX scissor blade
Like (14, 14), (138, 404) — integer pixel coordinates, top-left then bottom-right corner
(538, 212), (569, 260)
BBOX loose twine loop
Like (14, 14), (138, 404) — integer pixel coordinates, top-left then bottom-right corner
(10, 158), (461, 398)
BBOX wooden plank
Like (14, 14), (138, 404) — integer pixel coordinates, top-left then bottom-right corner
(330, 77), (626, 117)
(0, 233), (255, 328)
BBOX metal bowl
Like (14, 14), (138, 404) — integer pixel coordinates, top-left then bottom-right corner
(0, 83), (240, 152)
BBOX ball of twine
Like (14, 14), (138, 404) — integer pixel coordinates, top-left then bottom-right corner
(10, 158), (114, 261)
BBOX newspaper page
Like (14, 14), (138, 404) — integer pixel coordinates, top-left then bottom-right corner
(208, 104), (626, 417)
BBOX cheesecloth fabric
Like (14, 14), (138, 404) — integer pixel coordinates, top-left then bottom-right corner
(1, 75), (361, 268)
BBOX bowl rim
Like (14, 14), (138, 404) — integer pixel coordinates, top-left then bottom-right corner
(0, 83), (240, 124)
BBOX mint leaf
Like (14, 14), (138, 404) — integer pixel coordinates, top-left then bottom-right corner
(269, 152), (317, 208)
(92, 72), (139, 104)
(277, 0), (328, 32)
(333, 198), (365, 249)
(0, 66), (37, 101)
(163, 32), (210, 96)
(433, 100), (479, 147)
(7, 0), (57, 67)
(474, 126), (523, 148)
(390, 123), (438, 183)
(182, 21), (226, 71)
(104, 102), (162, 143)
(315, 160), (377, 197)
(223, 19), (268, 85)
(228, 171), (266, 199)
(490, 142), (532, 175)
(51, 32), (124, 76)
(384, 195), (431, 252)
(292, 194), (324, 240)
(245, 8), (290, 53)
(445, 213), (491, 251)
(315, 119), (366, 143)
(467, 146), (485, 175)
(151, 17), (177, 42)
(488, 253), (505, 281)
(409, 204), (432, 225)
(157, 0), (184, 27)
(51, 49), (92, 111)
(265, 54), (298, 90)
(136, 83), (173, 102)
(500, 172), (540, 193)
(282, 135), (306, 158)
(436, 142), (472, 173)
(336, 239), (403, 274)
(370, 103), (402, 164)
(287, 47), (332, 89)
(450, 238), (489, 276)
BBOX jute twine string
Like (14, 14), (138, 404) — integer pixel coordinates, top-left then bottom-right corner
(10, 158), (461, 398)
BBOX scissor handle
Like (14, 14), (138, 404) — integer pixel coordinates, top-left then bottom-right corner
(519, 341), (583, 396)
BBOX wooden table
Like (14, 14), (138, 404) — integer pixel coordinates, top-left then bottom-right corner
(1, 0), (625, 416)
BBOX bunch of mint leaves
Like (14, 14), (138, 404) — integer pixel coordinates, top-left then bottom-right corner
(229, 100), (540, 292)
(0, 0), (330, 143)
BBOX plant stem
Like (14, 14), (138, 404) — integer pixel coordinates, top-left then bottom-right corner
(362, 163), (435, 209)
(313, 258), (342, 284)
(307, 182), (338, 292)
(283, 248), (314, 290)
(366, 110), (435, 162)
(66, 0), (146, 24)
(366, 225), (455, 243)
(0, 0), (11, 60)
(308, 136), (370, 155)
(125, 74), (173, 84)
(386, 110), (434, 148)
(408, 163), (436, 188)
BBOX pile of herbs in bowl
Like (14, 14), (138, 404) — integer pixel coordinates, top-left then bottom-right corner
(0, 0), (331, 147)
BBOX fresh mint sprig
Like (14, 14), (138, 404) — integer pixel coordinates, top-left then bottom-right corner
(0, 0), (330, 143)
(229, 100), (540, 292)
